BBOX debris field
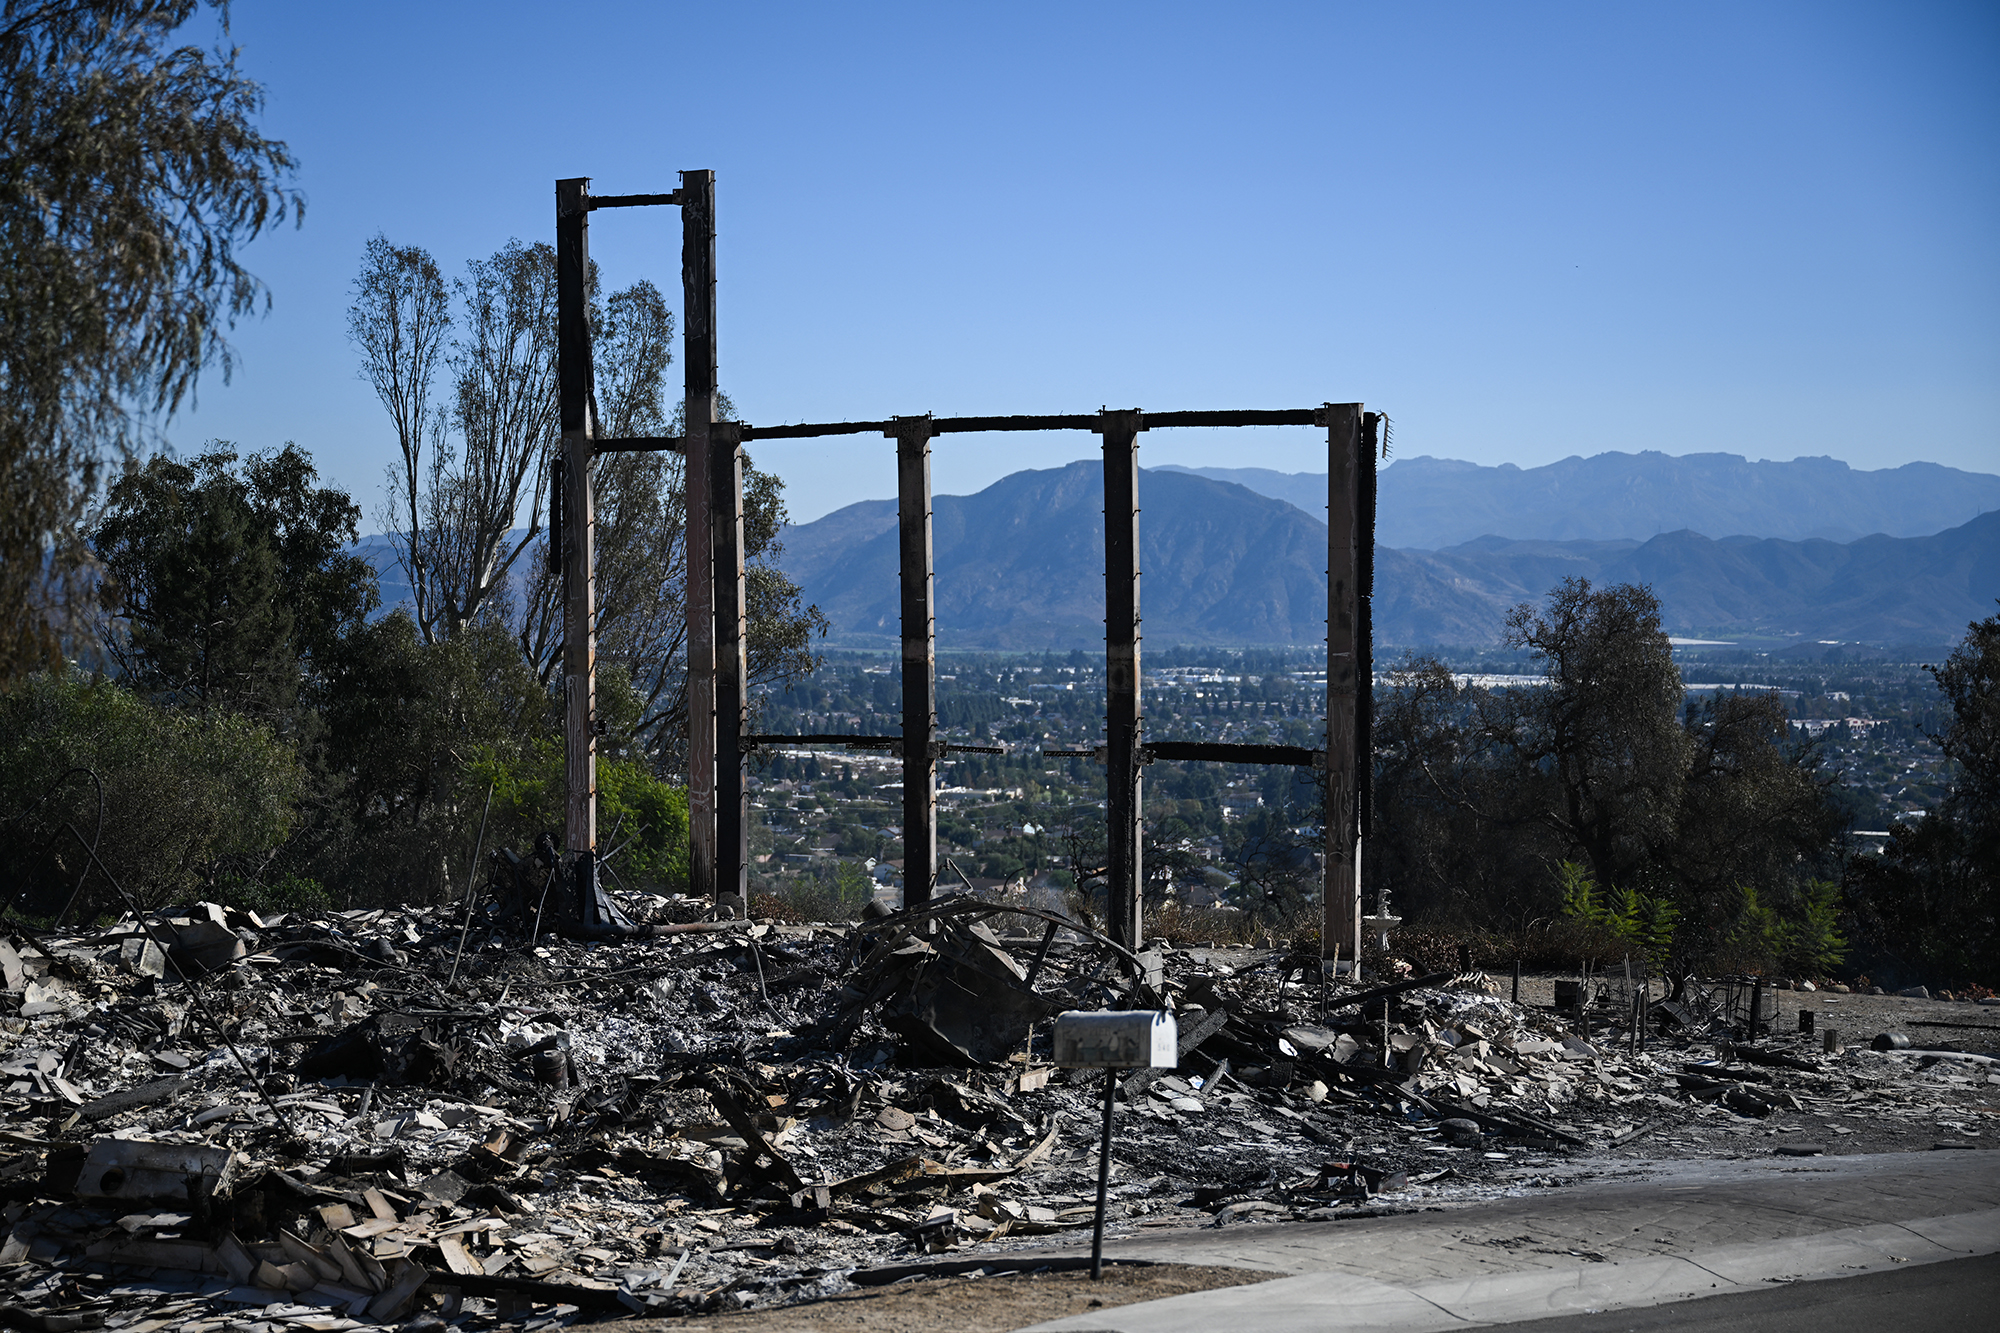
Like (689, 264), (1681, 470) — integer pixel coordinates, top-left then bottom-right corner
(2, 891), (1997, 1331)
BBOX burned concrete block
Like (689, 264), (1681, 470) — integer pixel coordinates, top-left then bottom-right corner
(76, 1136), (238, 1203)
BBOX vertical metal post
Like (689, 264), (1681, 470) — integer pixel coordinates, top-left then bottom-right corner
(1323, 403), (1363, 964)
(555, 179), (597, 892)
(681, 170), (718, 907)
(894, 417), (938, 907)
(713, 421), (749, 907)
(1101, 410), (1144, 954)
(1090, 1070), (1116, 1280)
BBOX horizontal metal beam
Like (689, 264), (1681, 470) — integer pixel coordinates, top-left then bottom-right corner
(587, 192), (683, 210)
(595, 436), (684, 455)
(1144, 740), (1323, 768)
(749, 732), (901, 750)
(745, 733), (1003, 757)
(739, 407), (1325, 443)
(1144, 409), (1320, 429)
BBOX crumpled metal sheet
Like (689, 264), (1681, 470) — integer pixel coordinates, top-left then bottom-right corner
(884, 956), (1062, 1067)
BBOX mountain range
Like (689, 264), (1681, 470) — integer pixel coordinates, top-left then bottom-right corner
(1158, 452), (2000, 549)
(779, 460), (2000, 649)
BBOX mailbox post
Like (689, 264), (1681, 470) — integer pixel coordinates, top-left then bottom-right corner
(1053, 1009), (1177, 1279)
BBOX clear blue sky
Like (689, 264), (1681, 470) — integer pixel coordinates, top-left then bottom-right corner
(178, 1), (1999, 525)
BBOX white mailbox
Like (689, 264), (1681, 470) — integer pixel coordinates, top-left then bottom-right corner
(1052, 1010), (1177, 1069)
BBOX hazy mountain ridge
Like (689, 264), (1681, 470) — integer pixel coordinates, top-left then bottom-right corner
(780, 462), (2000, 648)
(1158, 452), (2000, 549)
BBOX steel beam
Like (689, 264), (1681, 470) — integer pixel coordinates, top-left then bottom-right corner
(738, 407), (1321, 443)
(893, 417), (939, 907)
(1323, 402), (1363, 964)
(713, 421), (749, 908)
(682, 170), (718, 907)
(587, 191), (683, 210)
(555, 179), (597, 894)
(1100, 410), (1145, 953)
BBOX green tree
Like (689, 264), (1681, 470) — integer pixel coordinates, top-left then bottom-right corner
(1931, 606), (2000, 859)
(1495, 579), (1692, 892)
(1667, 691), (1841, 960)
(1369, 655), (1554, 929)
(1, 1), (300, 682)
(1849, 606), (2000, 983)
(311, 613), (546, 904)
(1370, 617), (1841, 971)
(89, 444), (377, 720)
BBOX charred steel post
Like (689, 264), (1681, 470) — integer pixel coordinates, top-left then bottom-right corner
(894, 416), (939, 906)
(1323, 402), (1364, 965)
(713, 420), (749, 907)
(682, 170), (719, 906)
(1101, 409), (1145, 954)
(555, 179), (597, 893)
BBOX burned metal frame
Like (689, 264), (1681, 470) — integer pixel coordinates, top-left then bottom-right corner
(556, 174), (1373, 961)
(717, 407), (1376, 964)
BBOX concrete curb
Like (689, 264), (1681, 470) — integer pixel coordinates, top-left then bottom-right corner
(1018, 1205), (2000, 1332)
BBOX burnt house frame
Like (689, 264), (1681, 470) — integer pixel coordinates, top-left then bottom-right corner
(553, 174), (1375, 961)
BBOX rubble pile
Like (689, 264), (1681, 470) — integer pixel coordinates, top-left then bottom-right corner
(1, 893), (1994, 1330)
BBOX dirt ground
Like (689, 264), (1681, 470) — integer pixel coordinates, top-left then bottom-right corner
(588, 1263), (1270, 1333)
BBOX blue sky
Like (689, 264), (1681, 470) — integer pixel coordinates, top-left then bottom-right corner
(178, 1), (1999, 525)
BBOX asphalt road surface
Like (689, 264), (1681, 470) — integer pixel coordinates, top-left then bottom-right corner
(1492, 1251), (2000, 1333)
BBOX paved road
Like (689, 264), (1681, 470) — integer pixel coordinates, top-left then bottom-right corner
(1011, 1149), (2000, 1332)
(1493, 1251), (1999, 1333)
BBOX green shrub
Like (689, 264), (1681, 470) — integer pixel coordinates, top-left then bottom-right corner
(598, 760), (690, 891)
(0, 673), (302, 919)
(1556, 861), (1679, 971)
(209, 871), (334, 917)
(1777, 880), (1849, 977)
(1716, 880), (1849, 977)
(468, 741), (691, 894)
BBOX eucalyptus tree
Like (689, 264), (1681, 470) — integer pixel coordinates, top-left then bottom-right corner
(353, 238), (558, 644)
(347, 236), (451, 640)
(353, 246), (826, 767)
(0, 0), (301, 682)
